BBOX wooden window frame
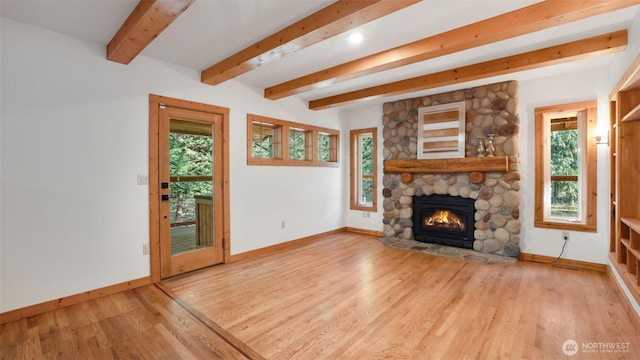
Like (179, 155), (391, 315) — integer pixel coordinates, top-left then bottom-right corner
(250, 121), (283, 160)
(534, 100), (597, 232)
(247, 114), (339, 167)
(350, 128), (378, 211)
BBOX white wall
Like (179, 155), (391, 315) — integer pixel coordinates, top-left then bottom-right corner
(0, 19), (344, 312)
(519, 67), (612, 263)
(609, 6), (640, 88)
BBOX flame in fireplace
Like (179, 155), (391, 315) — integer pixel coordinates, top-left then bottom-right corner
(424, 210), (465, 231)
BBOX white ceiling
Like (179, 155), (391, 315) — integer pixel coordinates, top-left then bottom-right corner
(1, 0), (638, 111)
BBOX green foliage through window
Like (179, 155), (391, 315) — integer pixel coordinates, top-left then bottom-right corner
(247, 114), (339, 166)
(534, 101), (596, 231)
(350, 128), (377, 211)
(252, 123), (275, 158)
(289, 129), (305, 160)
(549, 123), (579, 218)
(170, 132), (213, 224)
(359, 134), (374, 205)
(318, 134), (330, 162)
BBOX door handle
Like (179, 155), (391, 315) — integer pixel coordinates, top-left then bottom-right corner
(161, 194), (169, 201)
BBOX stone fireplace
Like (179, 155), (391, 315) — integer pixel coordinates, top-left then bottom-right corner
(382, 81), (521, 257)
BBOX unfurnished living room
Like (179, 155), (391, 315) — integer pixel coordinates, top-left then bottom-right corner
(2, 0), (640, 359)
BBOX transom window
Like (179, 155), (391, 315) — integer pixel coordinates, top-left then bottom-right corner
(247, 114), (339, 166)
(251, 122), (280, 159)
(289, 128), (307, 160)
(534, 101), (597, 232)
(318, 133), (331, 162)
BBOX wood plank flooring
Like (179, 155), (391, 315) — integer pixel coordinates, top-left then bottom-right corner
(0, 285), (250, 359)
(2, 232), (639, 359)
(163, 232), (640, 359)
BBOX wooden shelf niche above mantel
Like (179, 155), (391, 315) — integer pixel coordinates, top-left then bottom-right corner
(384, 156), (509, 174)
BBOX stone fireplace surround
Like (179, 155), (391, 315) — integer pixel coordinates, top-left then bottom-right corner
(381, 81), (521, 257)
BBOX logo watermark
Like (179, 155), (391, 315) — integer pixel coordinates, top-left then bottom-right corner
(562, 340), (579, 356)
(562, 339), (631, 356)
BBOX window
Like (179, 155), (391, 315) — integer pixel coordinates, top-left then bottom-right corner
(251, 121), (281, 159)
(350, 128), (377, 211)
(247, 114), (339, 166)
(534, 101), (597, 232)
(289, 128), (306, 160)
(318, 133), (330, 162)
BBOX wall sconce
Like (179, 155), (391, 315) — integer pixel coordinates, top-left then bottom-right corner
(595, 130), (609, 145)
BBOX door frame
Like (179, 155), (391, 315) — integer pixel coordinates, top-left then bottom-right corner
(149, 94), (230, 282)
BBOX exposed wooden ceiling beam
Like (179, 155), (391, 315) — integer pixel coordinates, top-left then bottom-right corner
(107, 0), (194, 64)
(308, 30), (628, 110)
(200, 0), (420, 86)
(266, 0), (639, 100)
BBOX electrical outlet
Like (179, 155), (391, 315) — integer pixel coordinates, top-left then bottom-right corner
(562, 231), (570, 241)
(137, 174), (149, 185)
(281, 221), (286, 229)
(143, 244), (150, 255)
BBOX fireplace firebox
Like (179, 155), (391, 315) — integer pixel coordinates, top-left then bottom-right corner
(412, 194), (475, 249)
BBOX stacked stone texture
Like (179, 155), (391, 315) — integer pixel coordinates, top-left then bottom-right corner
(382, 81), (521, 257)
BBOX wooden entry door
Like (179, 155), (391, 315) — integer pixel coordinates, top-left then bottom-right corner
(150, 96), (229, 280)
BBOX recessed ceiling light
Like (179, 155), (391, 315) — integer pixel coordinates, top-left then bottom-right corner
(346, 32), (364, 45)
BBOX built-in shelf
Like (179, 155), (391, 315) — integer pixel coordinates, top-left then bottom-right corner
(610, 52), (640, 305)
(622, 238), (640, 259)
(621, 103), (640, 122)
(621, 217), (640, 234)
(383, 156), (509, 174)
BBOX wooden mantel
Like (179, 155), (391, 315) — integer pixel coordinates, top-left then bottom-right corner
(384, 156), (509, 174)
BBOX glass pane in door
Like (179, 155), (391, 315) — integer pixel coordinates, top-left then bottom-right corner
(169, 119), (214, 255)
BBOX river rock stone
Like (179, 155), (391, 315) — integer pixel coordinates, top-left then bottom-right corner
(483, 239), (502, 253)
(504, 243), (520, 257)
(505, 219), (521, 234)
(399, 207), (412, 219)
(491, 215), (508, 228)
(475, 199), (490, 210)
(383, 198), (395, 211)
(495, 228), (510, 242)
(503, 190), (520, 208)
(473, 240), (484, 252)
(399, 196), (412, 205)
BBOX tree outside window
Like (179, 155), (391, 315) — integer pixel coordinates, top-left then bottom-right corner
(289, 128), (306, 160)
(350, 128), (377, 211)
(534, 101), (597, 232)
(550, 121), (579, 218)
(169, 131), (212, 224)
(247, 114), (338, 167)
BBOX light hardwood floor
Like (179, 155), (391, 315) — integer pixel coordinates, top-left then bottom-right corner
(0, 284), (251, 359)
(2, 232), (639, 359)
